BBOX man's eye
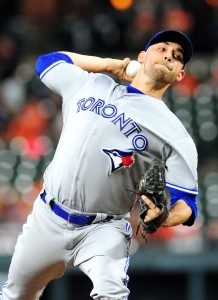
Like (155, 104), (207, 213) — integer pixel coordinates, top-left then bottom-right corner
(174, 54), (182, 61)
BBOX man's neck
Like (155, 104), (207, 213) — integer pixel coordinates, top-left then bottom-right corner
(130, 73), (170, 100)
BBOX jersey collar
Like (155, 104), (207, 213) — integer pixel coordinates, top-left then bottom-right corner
(127, 85), (145, 95)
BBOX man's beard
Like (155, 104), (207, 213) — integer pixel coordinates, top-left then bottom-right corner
(153, 71), (172, 84)
(150, 64), (176, 84)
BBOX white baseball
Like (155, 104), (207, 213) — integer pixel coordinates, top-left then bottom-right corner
(125, 60), (141, 78)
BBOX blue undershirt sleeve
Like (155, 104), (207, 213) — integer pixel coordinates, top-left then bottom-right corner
(168, 187), (198, 226)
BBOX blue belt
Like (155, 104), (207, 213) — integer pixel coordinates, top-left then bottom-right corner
(40, 190), (97, 225)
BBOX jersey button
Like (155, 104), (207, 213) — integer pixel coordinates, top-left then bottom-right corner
(83, 153), (87, 157)
(93, 130), (97, 135)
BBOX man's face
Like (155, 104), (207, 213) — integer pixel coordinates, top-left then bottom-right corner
(141, 41), (185, 84)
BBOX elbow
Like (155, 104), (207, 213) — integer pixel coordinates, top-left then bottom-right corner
(183, 204), (197, 226)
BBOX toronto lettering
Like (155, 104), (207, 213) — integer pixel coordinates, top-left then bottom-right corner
(76, 97), (147, 151)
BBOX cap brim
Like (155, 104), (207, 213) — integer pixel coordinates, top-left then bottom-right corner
(145, 30), (193, 65)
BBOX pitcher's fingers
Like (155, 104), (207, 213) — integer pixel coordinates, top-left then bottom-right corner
(141, 195), (156, 209)
(144, 206), (161, 221)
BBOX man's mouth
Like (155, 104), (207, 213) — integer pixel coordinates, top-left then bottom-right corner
(160, 62), (172, 71)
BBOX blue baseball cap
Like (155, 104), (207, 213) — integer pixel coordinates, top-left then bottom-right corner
(145, 30), (193, 65)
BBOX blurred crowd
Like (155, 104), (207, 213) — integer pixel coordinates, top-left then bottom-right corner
(0, 0), (218, 256)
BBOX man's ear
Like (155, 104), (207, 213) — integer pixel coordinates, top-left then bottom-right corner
(137, 51), (146, 63)
(176, 69), (185, 82)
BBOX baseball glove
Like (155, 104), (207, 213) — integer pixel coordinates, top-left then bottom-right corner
(136, 159), (169, 238)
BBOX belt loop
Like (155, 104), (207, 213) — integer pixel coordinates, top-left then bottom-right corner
(92, 213), (108, 224)
(67, 210), (71, 224)
(49, 199), (54, 210)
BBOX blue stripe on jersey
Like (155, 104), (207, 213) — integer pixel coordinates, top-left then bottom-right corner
(35, 52), (73, 80)
(168, 186), (198, 226)
(166, 182), (198, 195)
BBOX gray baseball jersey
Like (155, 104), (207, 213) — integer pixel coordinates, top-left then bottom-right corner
(36, 52), (198, 223)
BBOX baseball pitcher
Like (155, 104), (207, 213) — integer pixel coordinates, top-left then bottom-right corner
(0, 30), (198, 300)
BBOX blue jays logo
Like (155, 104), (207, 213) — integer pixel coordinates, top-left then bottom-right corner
(102, 148), (135, 173)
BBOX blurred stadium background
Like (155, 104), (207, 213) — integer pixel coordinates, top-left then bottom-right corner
(0, 0), (218, 299)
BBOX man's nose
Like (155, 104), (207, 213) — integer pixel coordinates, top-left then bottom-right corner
(164, 54), (172, 61)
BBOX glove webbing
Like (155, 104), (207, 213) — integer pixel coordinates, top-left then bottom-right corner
(136, 159), (168, 241)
